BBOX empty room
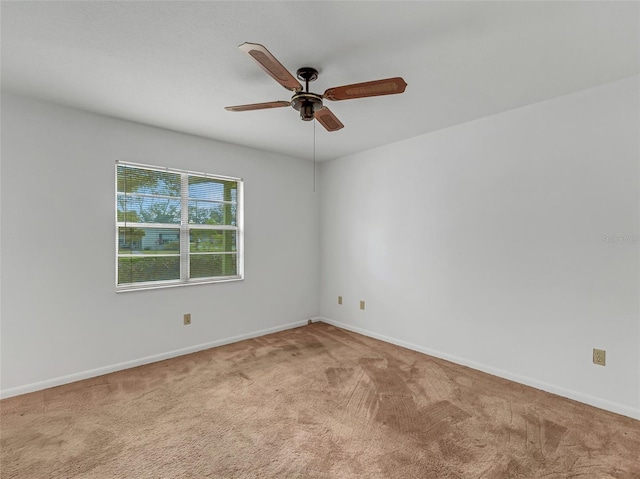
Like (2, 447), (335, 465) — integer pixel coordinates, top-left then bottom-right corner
(1, 1), (639, 477)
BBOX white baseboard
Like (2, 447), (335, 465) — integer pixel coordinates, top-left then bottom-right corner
(0, 320), (308, 399)
(316, 317), (640, 421)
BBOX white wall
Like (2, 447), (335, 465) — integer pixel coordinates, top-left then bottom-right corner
(0, 93), (320, 396)
(3, 77), (638, 419)
(319, 77), (640, 419)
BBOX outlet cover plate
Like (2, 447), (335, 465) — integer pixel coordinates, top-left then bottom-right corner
(593, 348), (606, 366)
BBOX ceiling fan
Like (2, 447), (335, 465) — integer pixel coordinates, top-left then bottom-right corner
(225, 43), (407, 132)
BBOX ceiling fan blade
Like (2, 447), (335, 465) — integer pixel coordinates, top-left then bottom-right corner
(225, 101), (291, 112)
(323, 77), (407, 101)
(315, 107), (344, 132)
(238, 42), (302, 92)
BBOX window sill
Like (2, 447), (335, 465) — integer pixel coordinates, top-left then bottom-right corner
(115, 276), (243, 293)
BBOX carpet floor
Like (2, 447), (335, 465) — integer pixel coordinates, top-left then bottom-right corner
(1, 322), (639, 478)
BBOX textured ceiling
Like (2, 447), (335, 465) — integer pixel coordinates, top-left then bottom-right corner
(1, 1), (638, 161)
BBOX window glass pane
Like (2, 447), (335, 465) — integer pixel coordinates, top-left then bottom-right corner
(190, 254), (237, 278)
(118, 256), (180, 284)
(188, 201), (237, 226)
(117, 194), (181, 224)
(117, 166), (181, 196)
(188, 177), (237, 202)
(190, 229), (236, 252)
(119, 228), (180, 254)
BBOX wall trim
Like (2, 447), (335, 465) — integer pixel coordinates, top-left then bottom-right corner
(0, 320), (308, 399)
(315, 317), (640, 421)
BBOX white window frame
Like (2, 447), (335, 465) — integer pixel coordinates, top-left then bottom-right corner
(115, 161), (244, 292)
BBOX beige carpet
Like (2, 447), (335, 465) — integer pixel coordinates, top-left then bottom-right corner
(1, 322), (639, 478)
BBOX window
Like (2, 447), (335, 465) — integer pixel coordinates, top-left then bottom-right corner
(116, 161), (243, 291)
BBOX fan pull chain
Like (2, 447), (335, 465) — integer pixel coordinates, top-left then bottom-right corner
(313, 120), (316, 192)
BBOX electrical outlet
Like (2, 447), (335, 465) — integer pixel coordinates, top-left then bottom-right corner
(183, 313), (191, 325)
(593, 348), (606, 366)
(338, 296), (343, 305)
(360, 300), (365, 310)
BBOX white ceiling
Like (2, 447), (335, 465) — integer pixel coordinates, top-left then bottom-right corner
(2, 1), (638, 161)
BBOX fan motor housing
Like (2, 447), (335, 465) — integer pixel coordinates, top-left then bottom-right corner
(291, 92), (323, 121)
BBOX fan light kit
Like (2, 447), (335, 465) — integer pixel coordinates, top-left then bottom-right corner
(225, 43), (408, 131)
